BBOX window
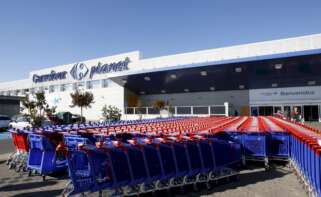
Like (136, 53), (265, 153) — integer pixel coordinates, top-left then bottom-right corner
(16, 116), (28, 122)
(30, 88), (35, 94)
(61, 84), (72, 92)
(86, 81), (93, 89)
(11, 90), (16, 96)
(37, 87), (44, 93)
(73, 83), (78, 91)
(49, 85), (59, 93)
(87, 80), (100, 89)
(73, 82), (85, 91)
(102, 79), (109, 88)
(0, 116), (10, 121)
(49, 86), (54, 93)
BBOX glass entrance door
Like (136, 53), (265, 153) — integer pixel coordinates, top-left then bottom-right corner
(284, 106), (291, 119)
(303, 105), (319, 121)
(258, 106), (274, 116)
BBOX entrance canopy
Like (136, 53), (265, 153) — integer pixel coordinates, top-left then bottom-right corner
(110, 49), (321, 95)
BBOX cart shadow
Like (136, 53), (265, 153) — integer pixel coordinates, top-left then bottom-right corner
(0, 180), (58, 192)
(182, 167), (291, 197)
(140, 167), (292, 197)
(0, 160), (6, 165)
(10, 189), (63, 197)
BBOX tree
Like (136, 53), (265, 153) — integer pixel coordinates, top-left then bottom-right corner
(102, 105), (121, 121)
(153, 100), (165, 111)
(21, 92), (53, 127)
(70, 90), (94, 122)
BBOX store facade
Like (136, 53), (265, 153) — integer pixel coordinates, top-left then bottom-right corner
(0, 33), (321, 121)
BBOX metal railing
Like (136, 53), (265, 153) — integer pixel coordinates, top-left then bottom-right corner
(124, 103), (229, 117)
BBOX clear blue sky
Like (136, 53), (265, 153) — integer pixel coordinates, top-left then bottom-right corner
(1, 0), (321, 82)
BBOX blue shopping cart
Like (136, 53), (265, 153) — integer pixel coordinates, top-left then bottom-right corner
(28, 133), (67, 180)
(209, 138), (241, 180)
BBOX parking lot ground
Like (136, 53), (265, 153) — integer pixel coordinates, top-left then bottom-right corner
(0, 138), (14, 155)
(0, 151), (307, 197)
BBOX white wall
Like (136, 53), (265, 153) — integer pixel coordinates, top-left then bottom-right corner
(45, 81), (124, 121)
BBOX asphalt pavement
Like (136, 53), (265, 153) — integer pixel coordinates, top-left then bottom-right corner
(0, 154), (308, 197)
(0, 130), (312, 197)
(0, 138), (14, 155)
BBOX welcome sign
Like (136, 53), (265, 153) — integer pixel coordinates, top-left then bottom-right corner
(249, 86), (321, 104)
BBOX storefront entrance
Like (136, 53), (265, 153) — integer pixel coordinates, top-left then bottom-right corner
(258, 106), (274, 116)
(251, 104), (320, 122)
(304, 105), (319, 121)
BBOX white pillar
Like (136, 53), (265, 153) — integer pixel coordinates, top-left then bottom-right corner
(224, 102), (229, 117)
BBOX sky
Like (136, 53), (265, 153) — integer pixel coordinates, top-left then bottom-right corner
(0, 0), (321, 82)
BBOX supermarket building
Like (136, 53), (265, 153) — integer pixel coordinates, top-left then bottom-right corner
(0, 33), (321, 121)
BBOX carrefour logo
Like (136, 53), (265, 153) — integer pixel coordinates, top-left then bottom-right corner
(71, 57), (130, 80)
(70, 63), (89, 80)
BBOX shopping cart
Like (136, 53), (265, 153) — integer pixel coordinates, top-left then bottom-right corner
(261, 117), (290, 161)
(27, 133), (67, 180)
(7, 129), (30, 172)
(62, 135), (98, 197)
(209, 138), (241, 181)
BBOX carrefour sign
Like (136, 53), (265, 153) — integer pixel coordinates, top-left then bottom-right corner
(32, 57), (130, 83)
(70, 57), (130, 80)
(33, 71), (67, 83)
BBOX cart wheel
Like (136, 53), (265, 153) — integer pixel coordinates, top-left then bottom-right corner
(9, 163), (15, 170)
(242, 156), (246, 166)
(193, 184), (199, 192)
(166, 188), (171, 196)
(179, 186), (186, 194)
(6, 159), (11, 165)
(15, 165), (21, 173)
(205, 182), (211, 190)
(23, 166), (28, 172)
(98, 190), (102, 197)
(61, 181), (74, 197)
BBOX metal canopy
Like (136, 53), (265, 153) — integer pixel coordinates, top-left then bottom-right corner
(110, 52), (321, 95)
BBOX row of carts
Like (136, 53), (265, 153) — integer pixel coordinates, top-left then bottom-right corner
(213, 116), (290, 168)
(5, 116), (321, 196)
